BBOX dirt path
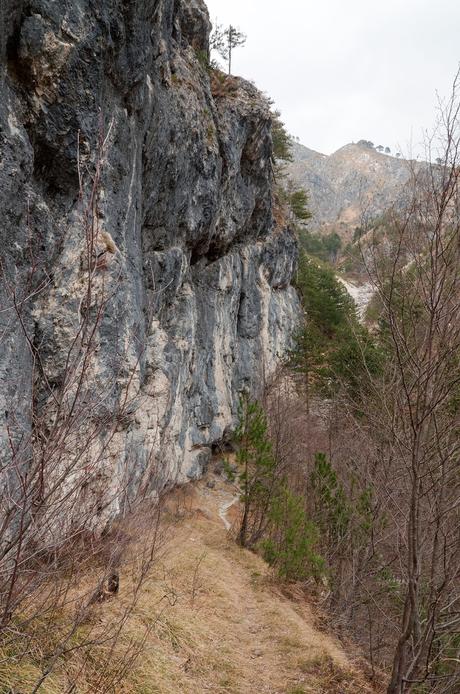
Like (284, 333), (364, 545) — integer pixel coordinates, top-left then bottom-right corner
(218, 493), (239, 530)
(7, 468), (381, 694)
(145, 469), (381, 694)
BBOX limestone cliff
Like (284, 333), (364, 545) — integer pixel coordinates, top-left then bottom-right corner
(0, 0), (300, 528)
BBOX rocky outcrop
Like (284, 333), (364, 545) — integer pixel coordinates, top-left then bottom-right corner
(287, 141), (414, 238)
(0, 0), (300, 528)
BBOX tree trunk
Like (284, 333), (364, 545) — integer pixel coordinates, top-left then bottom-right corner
(228, 26), (232, 75)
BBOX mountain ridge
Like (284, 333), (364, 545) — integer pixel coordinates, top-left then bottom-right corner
(287, 140), (416, 237)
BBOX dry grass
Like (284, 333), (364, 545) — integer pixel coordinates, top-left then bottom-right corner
(210, 70), (240, 99)
(273, 190), (290, 232)
(0, 469), (382, 693)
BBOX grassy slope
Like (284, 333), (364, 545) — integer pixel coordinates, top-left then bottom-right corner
(1, 468), (381, 694)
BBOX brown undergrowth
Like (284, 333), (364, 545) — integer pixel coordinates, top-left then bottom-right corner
(0, 463), (382, 693)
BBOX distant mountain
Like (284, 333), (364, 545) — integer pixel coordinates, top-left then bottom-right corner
(286, 141), (414, 237)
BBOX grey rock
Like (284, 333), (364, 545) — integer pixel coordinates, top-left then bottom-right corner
(0, 0), (301, 533)
(187, 447), (212, 481)
(287, 140), (417, 236)
(214, 459), (226, 476)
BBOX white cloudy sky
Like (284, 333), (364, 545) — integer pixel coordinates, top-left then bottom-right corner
(206, 0), (460, 156)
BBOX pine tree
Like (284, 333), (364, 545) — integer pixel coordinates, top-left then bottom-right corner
(211, 23), (246, 75)
(234, 397), (276, 548)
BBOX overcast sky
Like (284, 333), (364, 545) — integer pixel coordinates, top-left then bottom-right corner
(206, 0), (460, 156)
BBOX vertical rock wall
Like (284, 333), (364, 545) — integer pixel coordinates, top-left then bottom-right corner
(0, 0), (300, 528)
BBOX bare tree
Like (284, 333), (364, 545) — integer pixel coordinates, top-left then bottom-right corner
(255, 71), (460, 691)
(360, 72), (460, 693)
(211, 22), (247, 75)
(0, 119), (166, 691)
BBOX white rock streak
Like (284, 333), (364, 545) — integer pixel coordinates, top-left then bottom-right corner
(338, 277), (374, 321)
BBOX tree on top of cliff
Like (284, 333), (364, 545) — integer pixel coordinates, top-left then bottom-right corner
(211, 22), (247, 75)
(210, 22), (227, 64)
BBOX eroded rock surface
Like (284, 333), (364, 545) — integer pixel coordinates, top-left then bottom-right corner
(287, 141), (414, 238)
(0, 0), (300, 528)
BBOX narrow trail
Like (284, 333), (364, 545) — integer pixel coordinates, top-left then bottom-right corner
(153, 465), (380, 693)
(218, 494), (239, 530)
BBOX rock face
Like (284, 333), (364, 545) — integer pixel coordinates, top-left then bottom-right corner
(287, 141), (414, 238)
(0, 0), (300, 529)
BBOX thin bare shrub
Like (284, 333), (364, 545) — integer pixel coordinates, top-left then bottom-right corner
(0, 119), (165, 691)
(363, 78), (460, 693)
(255, 74), (460, 691)
(318, 73), (460, 692)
